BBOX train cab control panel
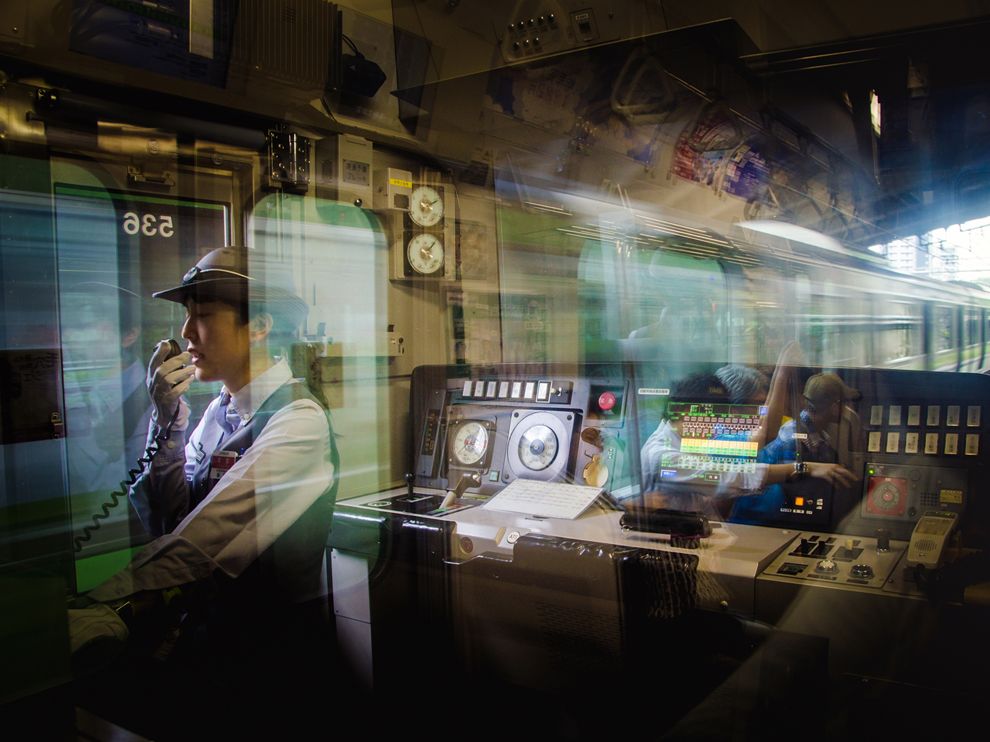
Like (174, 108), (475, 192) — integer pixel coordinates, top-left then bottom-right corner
(333, 364), (990, 709)
(835, 367), (988, 543)
(398, 363), (633, 503)
(763, 531), (907, 591)
(755, 368), (990, 670)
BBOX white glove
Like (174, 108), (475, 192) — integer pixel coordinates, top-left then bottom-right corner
(68, 603), (129, 676)
(68, 603), (130, 654)
(146, 340), (194, 432)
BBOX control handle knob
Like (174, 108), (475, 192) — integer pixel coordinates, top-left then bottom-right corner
(851, 564), (875, 579)
(816, 558), (838, 574)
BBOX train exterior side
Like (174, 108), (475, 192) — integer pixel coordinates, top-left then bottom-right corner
(2, 2), (990, 739)
(495, 191), (990, 373)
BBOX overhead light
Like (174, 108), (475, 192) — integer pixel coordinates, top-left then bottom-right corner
(870, 90), (882, 137)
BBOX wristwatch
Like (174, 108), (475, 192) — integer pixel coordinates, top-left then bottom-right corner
(790, 461), (808, 481)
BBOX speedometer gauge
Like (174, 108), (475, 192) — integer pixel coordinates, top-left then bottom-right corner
(518, 424), (558, 471)
(451, 420), (490, 466)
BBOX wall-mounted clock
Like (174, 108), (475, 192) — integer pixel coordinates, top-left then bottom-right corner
(390, 176), (454, 281)
(409, 185), (444, 227)
(406, 233), (445, 276)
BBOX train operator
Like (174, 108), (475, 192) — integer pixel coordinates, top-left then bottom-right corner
(69, 246), (340, 733)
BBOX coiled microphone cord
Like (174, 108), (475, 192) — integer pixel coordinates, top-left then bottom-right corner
(72, 402), (182, 554)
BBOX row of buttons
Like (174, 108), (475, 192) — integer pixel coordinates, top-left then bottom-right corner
(868, 404), (980, 427)
(663, 455), (758, 473)
(684, 416), (759, 425)
(507, 14), (558, 33)
(461, 379), (554, 402)
(866, 430), (979, 456)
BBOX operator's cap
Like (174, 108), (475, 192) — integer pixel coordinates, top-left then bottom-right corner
(803, 372), (860, 405)
(153, 246), (307, 326)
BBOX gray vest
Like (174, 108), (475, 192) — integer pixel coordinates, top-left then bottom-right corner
(189, 381), (339, 608)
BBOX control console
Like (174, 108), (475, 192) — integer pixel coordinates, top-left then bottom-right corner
(763, 531), (906, 591)
(407, 363), (633, 499)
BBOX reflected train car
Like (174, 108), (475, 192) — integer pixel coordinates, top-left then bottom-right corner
(493, 183), (990, 373)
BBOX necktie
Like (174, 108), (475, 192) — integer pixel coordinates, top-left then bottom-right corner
(216, 391), (241, 439)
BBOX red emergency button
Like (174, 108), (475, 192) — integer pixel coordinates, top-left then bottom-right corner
(598, 391), (617, 412)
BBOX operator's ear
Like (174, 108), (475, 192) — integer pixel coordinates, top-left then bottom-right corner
(248, 312), (273, 343)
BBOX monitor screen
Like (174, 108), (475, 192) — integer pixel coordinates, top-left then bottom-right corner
(658, 401), (764, 486)
(632, 365), (847, 530)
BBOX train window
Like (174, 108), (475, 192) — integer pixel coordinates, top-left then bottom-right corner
(608, 243), (727, 364)
(50, 158), (234, 583)
(878, 300), (924, 367)
(934, 305), (957, 353)
(507, 192), (730, 365)
(729, 264), (798, 366)
(965, 307), (980, 347)
(248, 195), (391, 498)
(498, 198), (588, 364)
(807, 278), (873, 369)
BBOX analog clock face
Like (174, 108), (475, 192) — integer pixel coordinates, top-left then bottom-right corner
(406, 233), (444, 275)
(451, 420), (489, 466)
(409, 185), (444, 227)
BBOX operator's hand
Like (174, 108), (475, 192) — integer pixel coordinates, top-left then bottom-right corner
(147, 340), (194, 432)
(68, 602), (129, 677)
(807, 461), (858, 488)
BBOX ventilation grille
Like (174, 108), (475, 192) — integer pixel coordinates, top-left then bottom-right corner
(229, 0), (336, 88)
(535, 602), (623, 671)
(914, 538), (937, 553)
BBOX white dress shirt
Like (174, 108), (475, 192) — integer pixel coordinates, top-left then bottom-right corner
(91, 358), (334, 601)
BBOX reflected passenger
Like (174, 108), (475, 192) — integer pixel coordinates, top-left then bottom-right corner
(730, 371), (860, 523)
(639, 366), (856, 521)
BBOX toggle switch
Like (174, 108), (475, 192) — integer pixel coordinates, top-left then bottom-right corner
(876, 528), (890, 552)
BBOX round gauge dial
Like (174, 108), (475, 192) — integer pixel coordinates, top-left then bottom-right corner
(406, 233), (444, 275)
(518, 424), (559, 471)
(871, 482), (902, 510)
(451, 421), (489, 467)
(409, 185), (444, 227)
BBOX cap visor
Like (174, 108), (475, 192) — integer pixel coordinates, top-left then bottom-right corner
(153, 278), (249, 305)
